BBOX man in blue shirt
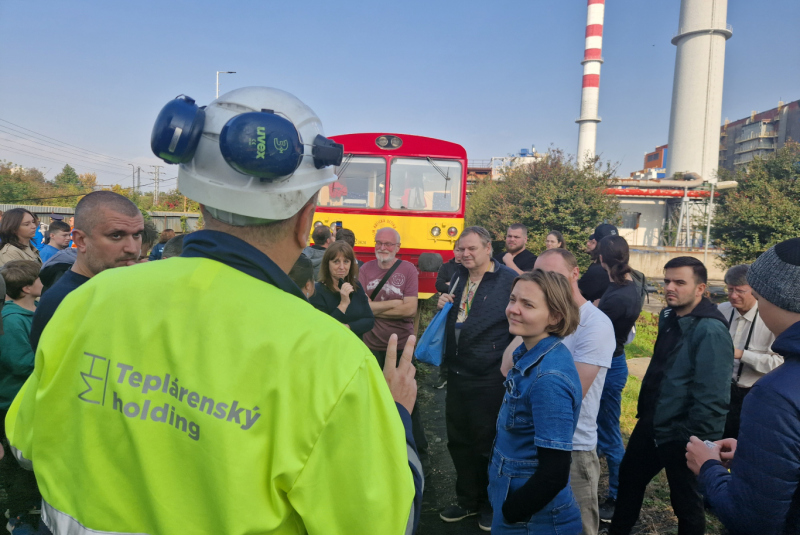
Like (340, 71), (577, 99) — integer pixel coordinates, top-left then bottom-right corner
(38, 220), (72, 262)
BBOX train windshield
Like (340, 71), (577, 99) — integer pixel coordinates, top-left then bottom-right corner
(318, 156), (386, 209)
(389, 158), (462, 212)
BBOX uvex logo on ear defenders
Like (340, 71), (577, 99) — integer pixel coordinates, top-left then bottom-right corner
(151, 95), (344, 182)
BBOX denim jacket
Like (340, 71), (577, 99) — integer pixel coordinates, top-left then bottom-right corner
(494, 336), (582, 468)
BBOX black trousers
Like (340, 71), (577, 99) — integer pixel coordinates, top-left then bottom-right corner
(370, 350), (429, 459)
(445, 369), (506, 512)
(0, 409), (42, 519)
(610, 420), (705, 535)
(723, 383), (751, 439)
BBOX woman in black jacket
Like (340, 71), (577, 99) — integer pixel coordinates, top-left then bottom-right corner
(309, 241), (374, 339)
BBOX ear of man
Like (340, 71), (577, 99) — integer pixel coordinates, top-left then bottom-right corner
(72, 228), (89, 252)
(292, 202), (317, 251)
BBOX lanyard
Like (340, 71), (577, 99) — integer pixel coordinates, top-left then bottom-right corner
(729, 308), (759, 381)
(464, 280), (478, 316)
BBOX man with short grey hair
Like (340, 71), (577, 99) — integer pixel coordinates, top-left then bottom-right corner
(437, 226), (517, 531)
(717, 263), (782, 438)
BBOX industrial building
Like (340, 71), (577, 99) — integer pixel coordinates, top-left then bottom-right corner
(719, 99), (800, 172)
(633, 99), (800, 178)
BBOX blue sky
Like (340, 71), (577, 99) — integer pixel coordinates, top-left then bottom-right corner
(1, 0), (798, 191)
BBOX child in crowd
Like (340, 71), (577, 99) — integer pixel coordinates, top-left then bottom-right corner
(0, 260), (44, 532)
(490, 269), (583, 534)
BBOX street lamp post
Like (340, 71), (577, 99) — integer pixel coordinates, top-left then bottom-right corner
(216, 71), (236, 99)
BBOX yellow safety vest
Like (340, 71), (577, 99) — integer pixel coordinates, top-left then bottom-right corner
(6, 256), (413, 534)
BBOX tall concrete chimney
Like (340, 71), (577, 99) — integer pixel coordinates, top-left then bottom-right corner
(665, 0), (732, 183)
(576, 0), (605, 166)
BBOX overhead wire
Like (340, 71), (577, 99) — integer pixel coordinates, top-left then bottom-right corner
(0, 132), (133, 174)
(0, 141), (132, 177)
(0, 117), (130, 163)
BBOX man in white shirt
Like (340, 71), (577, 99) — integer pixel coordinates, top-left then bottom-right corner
(503, 249), (615, 535)
(717, 264), (783, 438)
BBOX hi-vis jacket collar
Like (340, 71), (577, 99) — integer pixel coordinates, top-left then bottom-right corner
(181, 229), (305, 300)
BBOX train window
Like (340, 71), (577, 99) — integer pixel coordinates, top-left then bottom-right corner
(318, 156), (386, 208)
(388, 158), (462, 212)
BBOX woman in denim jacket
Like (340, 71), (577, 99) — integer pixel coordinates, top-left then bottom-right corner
(490, 269), (583, 534)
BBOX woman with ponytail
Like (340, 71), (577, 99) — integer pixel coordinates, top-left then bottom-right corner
(595, 235), (644, 521)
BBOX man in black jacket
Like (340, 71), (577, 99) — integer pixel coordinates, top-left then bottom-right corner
(436, 226), (517, 531)
(579, 223), (617, 302)
(435, 242), (462, 294)
(610, 257), (733, 535)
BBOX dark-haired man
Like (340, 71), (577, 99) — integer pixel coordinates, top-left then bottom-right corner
(610, 257), (733, 535)
(303, 224), (333, 279)
(493, 223), (536, 275)
(335, 228), (363, 267)
(439, 226), (517, 531)
(29, 191), (144, 351)
(579, 223), (617, 302)
(39, 220), (72, 262)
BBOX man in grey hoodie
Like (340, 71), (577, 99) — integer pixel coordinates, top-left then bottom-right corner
(303, 225), (333, 280)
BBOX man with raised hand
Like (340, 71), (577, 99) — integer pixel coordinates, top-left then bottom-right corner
(6, 88), (423, 535)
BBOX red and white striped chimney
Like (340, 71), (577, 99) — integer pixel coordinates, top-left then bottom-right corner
(576, 0), (605, 166)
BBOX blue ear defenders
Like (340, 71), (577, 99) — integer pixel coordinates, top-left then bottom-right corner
(151, 95), (343, 182)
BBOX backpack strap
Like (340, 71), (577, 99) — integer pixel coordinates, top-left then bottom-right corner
(370, 260), (403, 301)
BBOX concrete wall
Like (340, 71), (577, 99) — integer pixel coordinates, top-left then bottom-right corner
(629, 246), (725, 281)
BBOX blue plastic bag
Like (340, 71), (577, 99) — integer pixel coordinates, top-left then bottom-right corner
(414, 302), (452, 366)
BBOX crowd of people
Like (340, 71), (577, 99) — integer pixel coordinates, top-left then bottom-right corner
(0, 86), (798, 535)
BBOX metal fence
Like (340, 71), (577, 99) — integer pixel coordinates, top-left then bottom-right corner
(0, 204), (200, 232)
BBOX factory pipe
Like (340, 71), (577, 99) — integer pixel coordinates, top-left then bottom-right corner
(576, 0), (605, 166)
(665, 0), (732, 183)
(609, 171), (705, 188)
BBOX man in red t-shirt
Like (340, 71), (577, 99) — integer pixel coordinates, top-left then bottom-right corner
(359, 227), (428, 473)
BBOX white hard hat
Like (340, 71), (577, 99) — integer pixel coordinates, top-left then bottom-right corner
(151, 87), (341, 224)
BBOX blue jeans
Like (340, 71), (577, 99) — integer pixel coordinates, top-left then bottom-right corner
(596, 353), (628, 500)
(488, 454), (582, 535)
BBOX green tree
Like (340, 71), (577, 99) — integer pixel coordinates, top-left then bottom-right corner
(711, 142), (800, 267)
(467, 149), (619, 270)
(54, 164), (81, 186)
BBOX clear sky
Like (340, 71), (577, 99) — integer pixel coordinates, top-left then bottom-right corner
(1, 0), (798, 191)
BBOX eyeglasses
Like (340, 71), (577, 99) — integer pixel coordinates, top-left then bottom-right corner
(726, 286), (751, 297)
(375, 241), (399, 248)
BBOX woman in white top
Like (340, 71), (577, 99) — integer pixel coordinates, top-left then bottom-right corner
(0, 208), (42, 268)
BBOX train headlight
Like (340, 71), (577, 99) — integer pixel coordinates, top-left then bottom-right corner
(314, 221), (324, 227)
(447, 227), (459, 237)
(431, 226), (441, 237)
(390, 136), (402, 148)
(376, 136), (389, 147)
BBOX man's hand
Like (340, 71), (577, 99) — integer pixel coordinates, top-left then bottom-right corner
(685, 436), (721, 475)
(715, 438), (737, 468)
(502, 252), (514, 266)
(384, 334), (417, 414)
(734, 348), (744, 359)
(437, 292), (454, 310)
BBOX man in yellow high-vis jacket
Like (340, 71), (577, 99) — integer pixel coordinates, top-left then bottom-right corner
(6, 87), (423, 535)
